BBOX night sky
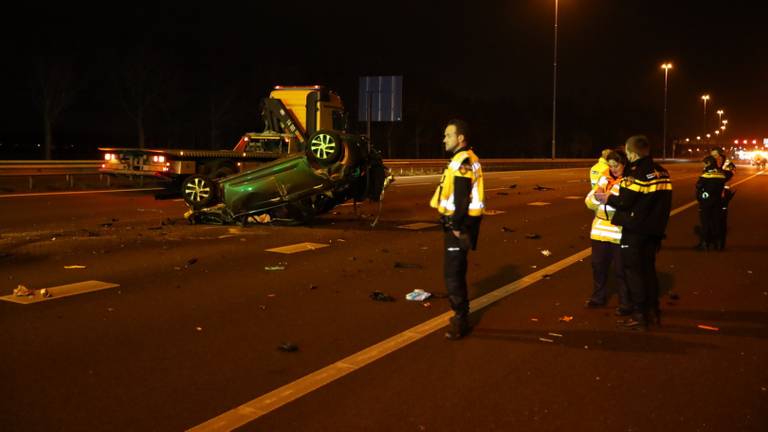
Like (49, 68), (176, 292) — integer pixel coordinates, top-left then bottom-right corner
(1, 1), (765, 159)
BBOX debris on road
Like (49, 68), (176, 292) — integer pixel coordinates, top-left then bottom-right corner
(13, 285), (32, 296)
(370, 291), (395, 302)
(394, 261), (423, 269)
(405, 289), (432, 301)
(501, 226), (515, 233)
(548, 332), (563, 338)
(533, 185), (555, 191)
(195, 326), (203, 332)
(697, 324), (720, 331)
(264, 266), (285, 271)
(185, 258), (198, 268)
(497, 192), (509, 196)
(541, 249), (552, 256)
(525, 233), (541, 239)
(248, 214), (272, 224)
(278, 342), (299, 352)
(558, 315), (574, 322)
(542, 274), (552, 280)
(258, 305), (267, 310)
(539, 337), (554, 343)
(530, 317), (540, 322)
(64, 265), (87, 269)
(309, 284), (319, 290)
(509, 184), (517, 189)
(100, 222), (113, 228)
(422, 302), (432, 308)
(38, 288), (52, 298)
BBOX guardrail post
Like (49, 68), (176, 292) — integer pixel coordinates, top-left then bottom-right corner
(69, 174), (75, 188)
(139, 176), (144, 187)
(28, 176), (33, 191)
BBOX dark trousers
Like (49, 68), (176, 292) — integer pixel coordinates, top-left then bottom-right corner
(620, 232), (661, 316)
(699, 206), (723, 248)
(444, 230), (470, 318)
(590, 240), (628, 306)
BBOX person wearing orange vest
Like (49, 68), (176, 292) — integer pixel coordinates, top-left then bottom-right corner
(584, 150), (630, 315)
(430, 119), (484, 340)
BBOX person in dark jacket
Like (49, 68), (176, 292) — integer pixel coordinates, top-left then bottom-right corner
(695, 156), (728, 251)
(595, 135), (672, 329)
(430, 119), (484, 340)
(711, 147), (735, 249)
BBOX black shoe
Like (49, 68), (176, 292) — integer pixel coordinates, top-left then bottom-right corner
(614, 306), (632, 316)
(584, 299), (606, 308)
(619, 314), (648, 330)
(445, 316), (471, 340)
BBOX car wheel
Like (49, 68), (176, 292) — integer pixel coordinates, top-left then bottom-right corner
(182, 175), (216, 209)
(307, 131), (343, 165)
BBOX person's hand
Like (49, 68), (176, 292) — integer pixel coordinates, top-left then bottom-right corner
(594, 192), (608, 204)
(452, 230), (461, 238)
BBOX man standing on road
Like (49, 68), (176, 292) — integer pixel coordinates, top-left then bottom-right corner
(590, 149), (613, 189)
(595, 135), (672, 329)
(430, 119), (484, 340)
(711, 147), (735, 250)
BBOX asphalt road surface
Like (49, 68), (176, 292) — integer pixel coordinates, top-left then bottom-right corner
(1, 163), (766, 431)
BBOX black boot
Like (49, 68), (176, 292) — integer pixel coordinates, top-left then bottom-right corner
(618, 312), (648, 331)
(445, 315), (471, 340)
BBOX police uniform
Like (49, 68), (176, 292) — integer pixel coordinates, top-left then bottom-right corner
(430, 148), (484, 336)
(606, 156), (672, 327)
(696, 168), (728, 250)
(718, 159), (735, 249)
(585, 174), (629, 311)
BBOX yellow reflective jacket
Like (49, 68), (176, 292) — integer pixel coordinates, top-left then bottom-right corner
(589, 157), (609, 189)
(430, 149), (485, 218)
(585, 174), (622, 243)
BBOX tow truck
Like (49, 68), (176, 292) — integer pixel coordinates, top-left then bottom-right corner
(99, 86), (353, 204)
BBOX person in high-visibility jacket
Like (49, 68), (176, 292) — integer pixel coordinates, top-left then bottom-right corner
(710, 147), (735, 250)
(695, 155), (729, 251)
(430, 119), (484, 340)
(589, 149), (613, 189)
(584, 150), (630, 315)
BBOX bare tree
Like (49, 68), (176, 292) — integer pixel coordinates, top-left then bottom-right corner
(33, 56), (78, 160)
(118, 47), (169, 148)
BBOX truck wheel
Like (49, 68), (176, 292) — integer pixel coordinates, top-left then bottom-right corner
(182, 175), (216, 209)
(307, 131), (343, 165)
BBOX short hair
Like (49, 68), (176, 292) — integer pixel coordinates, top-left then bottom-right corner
(600, 148), (612, 159)
(703, 155), (718, 170)
(625, 135), (650, 156)
(447, 119), (470, 143)
(606, 150), (628, 166)
(711, 147), (725, 156)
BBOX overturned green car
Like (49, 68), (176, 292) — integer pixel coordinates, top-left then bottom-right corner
(182, 130), (391, 225)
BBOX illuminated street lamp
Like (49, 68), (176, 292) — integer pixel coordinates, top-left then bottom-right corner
(660, 63), (673, 159)
(716, 109), (724, 124)
(701, 94), (710, 130)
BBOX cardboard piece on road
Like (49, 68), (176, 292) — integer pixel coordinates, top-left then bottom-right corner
(528, 202), (552, 206)
(265, 242), (329, 254)
(0, 280), (120, 304)
(397, 223), (439, 230)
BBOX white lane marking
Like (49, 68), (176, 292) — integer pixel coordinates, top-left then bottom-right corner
(527, 202), (551, 206)
(0, 188), (165, 199)
(188, 166), (757, 431)
(265, 243), (329, 254)
(1, 281), (120, 304)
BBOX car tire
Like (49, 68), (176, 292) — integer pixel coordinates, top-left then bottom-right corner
(182, 175), (217, 210)
(307, 130), (343, 165)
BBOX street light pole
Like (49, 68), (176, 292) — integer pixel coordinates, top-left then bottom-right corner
(550, 0), (558, 160)
(661, 63), (672, 159)
(701, 94), (710, 133)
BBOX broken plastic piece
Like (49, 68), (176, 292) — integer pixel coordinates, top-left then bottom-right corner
(541, 250), (552, 256)
(185, 258), (198, 267)
(697, 324), (719, 331)
(405, 289), (432, 301)
(530, 317), (540, 322)
(548, 332), (563, 337)
(248, 213), (272, 224)
(370, 291), (395, 302)
(278, 342), (299, 352)
(264, 266), (286, 271)
(501, 226), (515, 233)
(539, 337), (554, 343)
(64, 265), (86, 269)
(558, 315), (574, 322)
(13, 285), (32, 297)
(525, 233), (541, 239)
(38, 288), (52, 298)
(422, 302), (431, 308)
(534, 185), (555, 191)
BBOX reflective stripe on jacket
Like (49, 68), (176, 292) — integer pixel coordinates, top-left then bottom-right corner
(430, 149), (485, 217)
(585, 174), (622, 243)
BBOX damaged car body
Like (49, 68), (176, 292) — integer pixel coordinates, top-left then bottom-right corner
(183, 131), (392, 225)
